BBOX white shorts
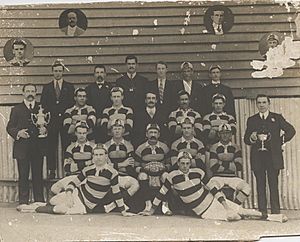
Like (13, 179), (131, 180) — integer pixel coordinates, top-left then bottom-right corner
(210, 176), (250, 193)
(66, 189), (87, 215)
(201, 198), (240, 221)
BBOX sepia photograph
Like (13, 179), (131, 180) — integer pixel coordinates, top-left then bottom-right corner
(0, 0), (300, 241)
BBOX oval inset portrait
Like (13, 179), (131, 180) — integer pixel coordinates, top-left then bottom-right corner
(3, 38), (34, 67)
(204, 5), (234, 35)
(59, 9), (88, 37)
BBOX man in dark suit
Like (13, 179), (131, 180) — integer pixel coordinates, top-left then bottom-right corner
(116, 55), (149, 111)
(244, 94), (295, 218)
(172, 62), (203, 114)
(60, 11), (85, 37)
(86, 64), (112, 143)
(40, 59), (75, 179)
(146, 61), (175, 115)
(7, 84), (45, 210)
(132, 92), (169, 148)
(200, 65), (235, 117)
(205, 6), (232, 35)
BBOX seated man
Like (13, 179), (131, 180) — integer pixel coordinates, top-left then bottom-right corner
(168, 90), (202, 141)
(36, 144), (135, 216)
(104, 119), (139, 208)
(63, 88), (96, 142)
(101, 86), (133, 141)
(140, 151), (288, 223)
(135, 123), (170, 213)
(170, 117), (206, 171)
(51, 121), (95, 194)
(202, 93), (236, 146)
(209, 124), (250, 204)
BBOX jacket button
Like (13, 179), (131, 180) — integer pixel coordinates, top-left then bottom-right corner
(56, 101), (59, 104)
(58, 114), (62, 117)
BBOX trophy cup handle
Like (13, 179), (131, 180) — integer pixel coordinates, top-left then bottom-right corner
(31, 113), (37, 126)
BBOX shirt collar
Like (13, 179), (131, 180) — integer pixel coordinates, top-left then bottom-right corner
(75, 140), (89, 147)
(260, 110), (270, 119)
(146, 140), (160, 148)
(24, 99), (36, 109)
(218, 141), (232, 147)
(95, 163), (109, 173)
(127, 72), (136, 79)
(181, 136), (195, 143)
(211, 80), (221, 85)
(110, 138), (125, 146)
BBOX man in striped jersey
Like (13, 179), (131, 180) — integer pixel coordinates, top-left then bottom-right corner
(101, 86), (133, 140)
(140, 151), (288, 222)
(168, 90), (203, 141)
(170, 117), (206, 171)
(209, 123), (250, 204)
(104, 119), (139, 207)
(63, 88), (96, 142)
(36, 144), (135, 216)
(202, 93), (236, 146)
(135, 123), (170, 213)
(50, 121), (95, 194)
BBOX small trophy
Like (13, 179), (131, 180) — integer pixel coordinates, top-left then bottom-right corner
(31, 105), (51, 138)
(257, 133), (269, 151)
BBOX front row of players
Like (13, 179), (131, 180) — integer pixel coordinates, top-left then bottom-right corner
(32, 121), (286, 222)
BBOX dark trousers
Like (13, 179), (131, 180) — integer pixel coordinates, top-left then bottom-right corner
(46, 117), (68, 171)
(253, 152), (280, 214)
(17, 154), (44, 204)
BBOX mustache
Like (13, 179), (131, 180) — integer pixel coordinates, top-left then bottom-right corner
(149, 136), (157, 140)
(27, 95), (34, 99)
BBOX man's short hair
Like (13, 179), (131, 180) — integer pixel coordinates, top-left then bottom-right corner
(12, 39), (27, 49)
(94, 64), (106, 73)
(267, 33), (279, 43)
(209, 64), (222, 73)
(22, 83), (37, 92)
(180, 61), (193, 70)
(177, 151), (192, 162)
(110, 86), (124, 95)
(156, 61), (168, 68)
(74, 87), (87, 97)
(125, 55), (138, 63)
(52, 59), (65, 70)
(75, 120), (89, 132)
(93, 143), (108, 154)
(145, 91), (157, 98)
(111, 119), (125, 128)
(218, 123), (232, 133)
(177, 90), (190, 99)
(210, 5), (225, 15)
(212, 93), (226, 103)
(67, 10), (77, 16)
(256, 94), (271, 103)
(146, 123), (160, 132)
(181, 117), (194, 127)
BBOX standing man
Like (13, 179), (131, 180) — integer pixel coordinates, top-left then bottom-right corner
(200, 65), (235, 117)
(86, 64), (112, 143)
(7, 84), (45, 210)
(172, 62), (203, 114)
(60, 11), (85, 37)
(244, 94), (295, 218)
(116, 55), (149, 111)
(146, 61), (175, 114)
(133, 92), (169, 147)
(41, 59), (75, 179)
(9, 39), (30, 67)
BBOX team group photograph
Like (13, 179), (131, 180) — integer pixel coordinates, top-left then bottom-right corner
(1, 1), (300, 241)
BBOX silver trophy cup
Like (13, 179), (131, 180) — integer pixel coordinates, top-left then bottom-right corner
(31, 105), (51, 138)
(257, 133), (269, 151)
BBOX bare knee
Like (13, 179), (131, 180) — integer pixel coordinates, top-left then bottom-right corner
(138, 172), (148, 181)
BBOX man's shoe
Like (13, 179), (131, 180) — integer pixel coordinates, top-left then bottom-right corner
(267, 214), (288, 223)
(162, 202), (173, 216)
(16, 204), (28, 212)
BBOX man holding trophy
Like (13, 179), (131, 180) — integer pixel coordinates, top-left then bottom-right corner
(244, 94), (295, 218)
(7, 84), (50, 210)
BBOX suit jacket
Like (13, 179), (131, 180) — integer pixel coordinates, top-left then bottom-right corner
(60, 25), (85, 36)
(146, 79), (175, 115)
(200, 83), (235, 117)
(172, 80), (203, 114)
(86, 82), (112, 119)
(116, 73), (149, 111)
(132, 107), (169, 147)
(206, 22), (231, 35)
(6, 102), (41, 159)
(40, 80), (74, 127)
(244, 112), (295, 171)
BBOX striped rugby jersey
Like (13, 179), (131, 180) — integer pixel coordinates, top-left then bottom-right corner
(209, 141), (242, 177)
(152, 168), (225, 216)
(101, 105), (133, 135)
(66, 164), (126, 212)
(64, 141), (95, 175)
(105, 138), (134, 176)
(168, 108), (202, 137)
(63, 104), (96, 133)
(135, 140), (170, 172)
(170, 137), (206, 170)
(202, 111), (236, 144)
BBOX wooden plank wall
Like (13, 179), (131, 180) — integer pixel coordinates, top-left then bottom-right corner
(0, 1), (299, 104)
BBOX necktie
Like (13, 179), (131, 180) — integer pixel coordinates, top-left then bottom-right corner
(262, 114), (265, 120)
(55, 81), (61, 99)
(29, 103), (33, 111)
(217, 25), (221, 32)
(158, 79), (164, 103)
(149, 108), (155, 118)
